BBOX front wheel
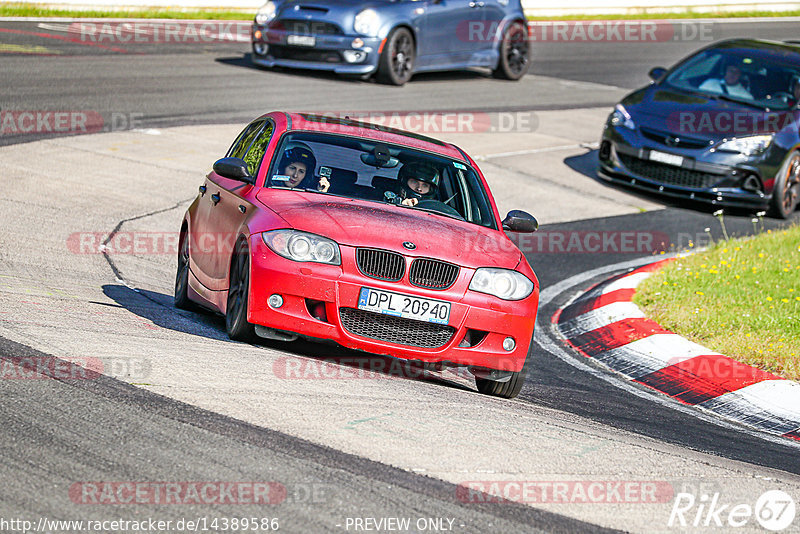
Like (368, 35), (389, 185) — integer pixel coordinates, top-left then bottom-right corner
(770, 150), (800, 219)
(377, 27), (415, 86)
(492, 21), (530, 81)
(174, 230), (194, 310)
(474, 346), (532, 399)
(226, 238), (257, 342)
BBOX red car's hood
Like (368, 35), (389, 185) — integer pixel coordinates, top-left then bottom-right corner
(256, 190), (520, 269)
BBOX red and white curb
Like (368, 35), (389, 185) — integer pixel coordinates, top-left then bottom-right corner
(552, 259), (800, 441)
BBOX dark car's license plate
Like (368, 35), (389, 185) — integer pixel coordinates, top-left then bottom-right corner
(358, 287), (450, 325)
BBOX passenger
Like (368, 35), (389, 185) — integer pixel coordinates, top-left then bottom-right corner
(393, 162), (440, 207)
(699, 62), (752, 99)
(276, 147), (329, 192)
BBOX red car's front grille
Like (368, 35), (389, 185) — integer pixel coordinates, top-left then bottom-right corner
(356, 248), (405, 282)
(339, 308), (455, 348)
(409, 259), (459, 290)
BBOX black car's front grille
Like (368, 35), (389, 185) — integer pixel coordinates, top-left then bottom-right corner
(269, 19), (343, 35)
(619, 154), (723, 189)
(269, 45), (342, 63)
(409, 259), (459, 290)
(356, 248), (405, 282)
(640, 127), (710, 149)
(339, 308), (455, 348)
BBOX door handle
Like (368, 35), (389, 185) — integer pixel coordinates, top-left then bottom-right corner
(199, 185), (207, 196)
(211, 193), (221, 205)
(238, 205), (247, 214)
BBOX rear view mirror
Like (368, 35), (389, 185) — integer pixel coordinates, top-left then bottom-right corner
(502, 210), (538, 233)
(213, 157), (252, 183)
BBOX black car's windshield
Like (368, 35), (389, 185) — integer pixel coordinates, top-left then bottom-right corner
(664, 46), (800, 110)
(267, 132), (498, 230)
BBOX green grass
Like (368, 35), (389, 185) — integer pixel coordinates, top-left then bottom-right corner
(527, 10), (800, 20)
(633, 224), (800, 380)
(0, 4), (253, 19)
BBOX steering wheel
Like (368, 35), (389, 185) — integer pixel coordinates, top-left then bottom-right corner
(416, 199), (466, 221)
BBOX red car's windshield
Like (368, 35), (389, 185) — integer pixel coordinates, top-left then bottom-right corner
(266, 132), (498, 230)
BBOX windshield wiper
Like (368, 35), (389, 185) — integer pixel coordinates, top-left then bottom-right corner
(414, 206), (465, 222)
(714, 93), (767, 110)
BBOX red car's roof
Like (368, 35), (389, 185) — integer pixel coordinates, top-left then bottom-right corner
(281, 112), (468, 162)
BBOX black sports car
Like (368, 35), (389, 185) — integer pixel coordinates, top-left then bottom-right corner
(599, 39), (800, 218)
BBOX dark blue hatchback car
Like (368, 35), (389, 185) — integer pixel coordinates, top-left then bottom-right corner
(599, 39), (800, 218)
(250, 0), (529, 85)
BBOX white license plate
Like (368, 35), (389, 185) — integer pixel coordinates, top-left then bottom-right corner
(649, 150), (683, 167)
(358, 288), (450, 325)
(287, 35), (315, 47)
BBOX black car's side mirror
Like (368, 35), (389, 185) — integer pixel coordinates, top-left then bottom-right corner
(213, 157), (253, 183)
(648, 67), (667, 82)
(502, 210), (538, 233)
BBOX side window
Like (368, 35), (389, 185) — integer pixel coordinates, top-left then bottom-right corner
(243, 122), (274, 177)
(228, 120), (265, 159)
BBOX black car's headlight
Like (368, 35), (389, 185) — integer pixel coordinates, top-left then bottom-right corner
(610, 104), (636, 130)
(469, 268), (534, 301)
(262, 230), (341, 265)
(255, 1), (277, 25)
(716, 134), (774, 156)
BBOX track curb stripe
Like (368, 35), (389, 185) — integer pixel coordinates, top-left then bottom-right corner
(553, 259), (800, 440)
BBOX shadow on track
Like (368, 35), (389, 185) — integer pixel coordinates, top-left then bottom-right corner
(216, 54), (492, 85)
(101, 283), (476, 394)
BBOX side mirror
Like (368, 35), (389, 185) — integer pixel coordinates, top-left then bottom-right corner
(648, 67), (667, 82)
(213, 157), (252, 183)
(502, 210), (538, 233)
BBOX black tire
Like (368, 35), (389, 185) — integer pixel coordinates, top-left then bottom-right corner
(770, 150), (800, 219)
(377, 27), (415, 86)
(226, 238), (257, 342)
(475, 343), (532, 399)
(174, 229), (194, 310)
(492, 21), (530, 81)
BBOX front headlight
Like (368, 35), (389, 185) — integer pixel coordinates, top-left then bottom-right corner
(469, 268), (534, 301)
(354, 9), (380, 36)
(262, 230), (341, 265)
(610, 104), (635, 130)
(716, 134), (774, 156)
(255, 1), (277, 25)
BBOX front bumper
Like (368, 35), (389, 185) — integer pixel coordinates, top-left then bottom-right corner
(251, 23), (381, 75)
(599, 124), (772, 210)
(246, 236), (537, 373)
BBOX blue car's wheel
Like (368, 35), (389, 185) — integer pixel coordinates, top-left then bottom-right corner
(492, 21), (529, 81)
(377, 27), (415, 86)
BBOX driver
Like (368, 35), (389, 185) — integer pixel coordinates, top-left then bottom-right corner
(395, 161), (440, 207)
(275, 146), (330, 192)
(699, 61), (752, 99)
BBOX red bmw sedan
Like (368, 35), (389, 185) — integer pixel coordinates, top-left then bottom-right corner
(176, 112), (540, 398)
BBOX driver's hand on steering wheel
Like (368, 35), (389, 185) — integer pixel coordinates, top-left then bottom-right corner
(401, 197), (419, 207)
(318, 176), (330, 193)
